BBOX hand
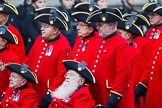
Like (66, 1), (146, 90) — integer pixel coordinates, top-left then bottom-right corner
(107, 92), (122, 108)
(38, 90), (52, 108)
(134, 83), (147, 104)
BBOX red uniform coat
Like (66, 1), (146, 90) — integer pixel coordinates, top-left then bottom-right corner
(72, 32), (102, 68)
(129, 44), (145, 108)
(89, 32), (134, 108)
(1, 86), (38, 108)
(140, 35), (162, 108)
(145, 25), (162, 45)
(48, 86), (95, 108)
(25, 34), (71, 101)
(132, 36), (153, 66)
(7, 23), (25, 62)
(129, 44), (144, 89)
(0, 48), (20, 96)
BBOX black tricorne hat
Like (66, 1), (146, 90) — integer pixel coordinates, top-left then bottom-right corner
(63, 60), (95, 84)
(142, 1), (162, 12)
(123, 12), (150, 26)
(117, 19), (143, 36)
(0, 25), (18, 44)
(34, 13), (68, 31)
(72, 11), (96, 28)
(153, 6), (162, 16)
(5, 63), (38, 84)
(0, 2), (18, 15)
(86, 8), (123, 22)
(74, 1), (100, 13)
(36, 7), (69, 22)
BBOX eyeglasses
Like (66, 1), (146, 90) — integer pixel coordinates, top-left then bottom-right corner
(148, 12), (159, 17)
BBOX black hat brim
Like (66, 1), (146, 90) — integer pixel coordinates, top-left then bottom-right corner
(74, 2), (100, 12)
(0, 2), (18, 15)
(117, 20), (143, 36)
(142, 2), (160, 12)
(5, 63), (38, 84)
(72, 11), (96, 28)
(153, 6), (162, 16)
(63, 60), (95, 84)
(0, 25), (18, 44)
(36, 7), (69, 22)
(123, 13), (150, 26)
(87, 8), (123, 23)
(34, 14), (68, 31)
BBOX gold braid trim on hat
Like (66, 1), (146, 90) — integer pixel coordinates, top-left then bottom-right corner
(4, 3), (18, 15)
(153, 6), (162, 12)
(56, 17), (68, 31)
(8, 30), (18, 44)
(142, 2), (157, 11)
(34, 13), (51, 19)
(137, 14), (150, 26)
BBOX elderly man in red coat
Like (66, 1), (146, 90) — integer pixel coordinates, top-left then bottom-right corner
(117, 18), (145, 108)
(0, 25), (20, 98)
(87, 8), (135, 108)
(71, 2), (102, 69)
(134, 5), (162, 108)
(0, 1), (25, 61)
(142, 1), (162, 45)
(25, 8), (72, 102)
(38, 60), (95, 108)
(122, 12), (153, 66)
(0, 63), (38, 108)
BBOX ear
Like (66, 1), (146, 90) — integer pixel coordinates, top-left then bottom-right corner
(53, 27), (60, 34)
(1, 38), (7, 46)
(21, 79), (27, 86)
(78, 78), (85, 86)
(127, 32), (133, 40)
(88, 27), (94, 33)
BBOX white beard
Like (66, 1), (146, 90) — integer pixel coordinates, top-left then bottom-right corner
(51, 79), (79, 99)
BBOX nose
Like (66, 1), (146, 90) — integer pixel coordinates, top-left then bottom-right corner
(9, 76), (12, 80)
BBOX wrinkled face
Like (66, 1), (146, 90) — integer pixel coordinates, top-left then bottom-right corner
(0, 12), (9, 25)
(96, 0), (108, 8)
(41, 23), (58, 40)
(148, 12), (162, 26)
(61, 0), (74, 9)
(76, 21), (93, 39)
(9, 72), (27, 90)
(33, 0), (46, 9)
(96, 22), (112, 38)
(64, 70), (82, 83)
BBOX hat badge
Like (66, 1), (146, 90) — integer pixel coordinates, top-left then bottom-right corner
(77, 61), (87, 71)
(0, 4), (4, 11)
(125, 25), (130, 30)
(50, 20), (54, 25)
(49, 8), (57, 25)
(125, 17), (134, 30)
(89, 0), (96, 12)
(102, 16), (106, 22)
(21, 64), (29, 74)
(89, 6), (93, 12)
(100, 11), (107, 22)
(130, 11), (138, 23)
